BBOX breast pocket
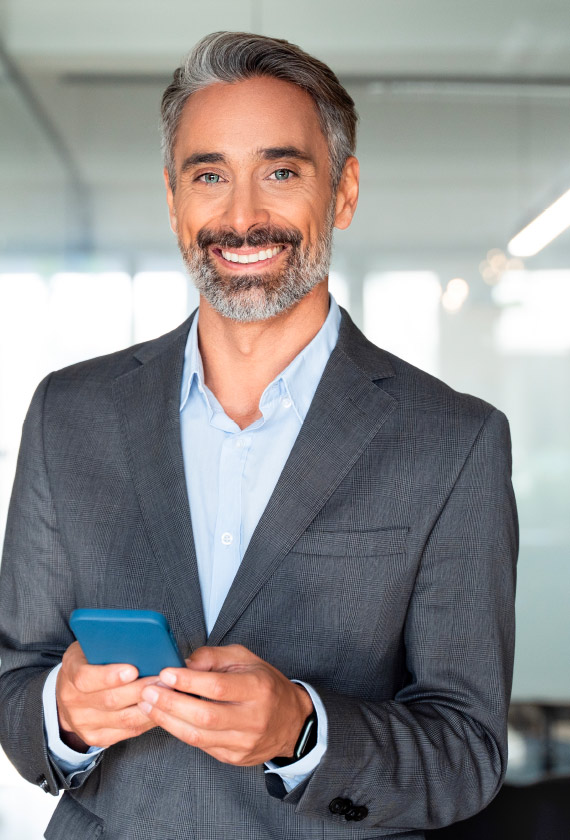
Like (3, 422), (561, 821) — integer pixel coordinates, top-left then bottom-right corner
(288, 526), (411, 663)
(291, 526), (409, 558)
(251, 527), (411, 691)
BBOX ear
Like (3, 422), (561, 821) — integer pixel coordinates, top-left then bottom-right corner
(163, 167), (178, 235)
(334, 156), (359, 230)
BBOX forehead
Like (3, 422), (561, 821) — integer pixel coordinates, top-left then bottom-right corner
(173, 76), (328, 167)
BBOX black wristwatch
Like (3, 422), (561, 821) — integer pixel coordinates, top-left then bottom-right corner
(270, 709), (318, 767)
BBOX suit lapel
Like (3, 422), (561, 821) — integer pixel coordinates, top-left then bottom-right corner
(112, 315), (207, 652)
(208, 312), (397, 646)
(112, 309), (397, 652)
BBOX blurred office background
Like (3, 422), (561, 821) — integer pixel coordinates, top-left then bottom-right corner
(1, 1), (570, 836)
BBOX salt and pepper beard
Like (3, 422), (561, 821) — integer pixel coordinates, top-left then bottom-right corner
(178, 204), (336, 322)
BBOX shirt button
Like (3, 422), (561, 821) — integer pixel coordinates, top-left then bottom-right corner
(281, 397), (292, 409)
(221, 532), (233, 546)
(235, 438), (245, 448)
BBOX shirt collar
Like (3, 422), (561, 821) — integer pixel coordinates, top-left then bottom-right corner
(179, 311), (205, 412)
(180, 295), (341, 422)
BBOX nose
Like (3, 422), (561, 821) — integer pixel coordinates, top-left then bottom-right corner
(219, 180), (270, 235)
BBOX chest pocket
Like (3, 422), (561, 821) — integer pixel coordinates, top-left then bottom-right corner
(290, 525), (409, 557)
(245, 525), (412, 691)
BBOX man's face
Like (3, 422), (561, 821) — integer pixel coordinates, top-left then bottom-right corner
(165, 76), (354, 322)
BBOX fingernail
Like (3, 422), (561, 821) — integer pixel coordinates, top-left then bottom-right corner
(142, 687), (159, 704)
(138, 702), (152, 715)
(161, 671), (177, 686)
(120, 667), (136, 682)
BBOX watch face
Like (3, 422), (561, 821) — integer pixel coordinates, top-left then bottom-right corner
(295, 712), (317, 760)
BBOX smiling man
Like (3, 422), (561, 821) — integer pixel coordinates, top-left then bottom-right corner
(0, 32), (517, 840)
(173, 83), (340, 324)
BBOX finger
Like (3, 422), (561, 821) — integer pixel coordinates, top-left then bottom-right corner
(67, 652), (140, 694)
(70, 703), (156, 743)
(138, 701), (268, 765)
(137, 701), (245, 753)
(80, 676), (161, 712)
(138, 685), (253, 731)
(81, 717), (156, 749)
(186, 644), (259, 672)
(158, 665), (264, 703)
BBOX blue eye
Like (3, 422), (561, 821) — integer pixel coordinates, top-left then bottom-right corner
(272, 169), (293, 181)
(200, 173), (221, 183)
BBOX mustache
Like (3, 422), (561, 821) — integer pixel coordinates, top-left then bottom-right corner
(196, 225), (303, 251)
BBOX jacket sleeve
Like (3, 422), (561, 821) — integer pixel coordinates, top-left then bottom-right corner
(279, 407), (518, 830)
(0, 376), (100, 795)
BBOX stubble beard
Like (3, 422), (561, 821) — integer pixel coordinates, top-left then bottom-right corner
(178, 205), (335, 322)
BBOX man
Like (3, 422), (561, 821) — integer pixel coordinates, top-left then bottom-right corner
(0, 31), (517, 840)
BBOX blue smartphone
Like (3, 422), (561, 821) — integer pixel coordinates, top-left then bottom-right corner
(70, 608), (185, 677)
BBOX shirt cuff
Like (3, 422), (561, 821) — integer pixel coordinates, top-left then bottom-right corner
(264, 681), (327, 793)
(42, 663), (104, 775)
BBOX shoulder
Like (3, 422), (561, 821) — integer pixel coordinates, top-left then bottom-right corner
(337, 308), (507, 448)
(382, 348), (494, 420)
(339, 307), (495, 415)
(380, 348), (511, 457)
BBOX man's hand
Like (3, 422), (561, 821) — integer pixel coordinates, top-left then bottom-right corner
(137, 644), (314, 766)
(56, 641), (160, 750)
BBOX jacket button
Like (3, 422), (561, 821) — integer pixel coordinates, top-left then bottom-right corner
(36, 775), (49, 792)
(329, 797), (352, 815)
(345, 805), (368, 821)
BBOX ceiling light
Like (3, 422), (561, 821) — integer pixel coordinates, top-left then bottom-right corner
(508, 188), (570, 257)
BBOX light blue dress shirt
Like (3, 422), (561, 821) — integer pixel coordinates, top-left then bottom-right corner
(43, 295), (341, 792)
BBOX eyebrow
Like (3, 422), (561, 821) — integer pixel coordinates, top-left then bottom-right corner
(179, 146), (316, 175)
(257, 146), (315, 165)
(180, 152), (226, 173)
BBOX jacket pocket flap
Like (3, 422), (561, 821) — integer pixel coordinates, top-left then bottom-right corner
(291, 526), (409, 557)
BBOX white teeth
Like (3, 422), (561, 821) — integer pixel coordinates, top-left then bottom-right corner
(220, 245), (283, 264)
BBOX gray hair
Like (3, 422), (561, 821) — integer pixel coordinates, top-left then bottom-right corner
(160, 31), (357, 192)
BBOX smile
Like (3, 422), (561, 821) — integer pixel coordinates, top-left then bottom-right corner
(219, 245), (284, 264)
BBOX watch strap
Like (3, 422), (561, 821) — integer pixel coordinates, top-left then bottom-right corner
(270, 709), (317, 767)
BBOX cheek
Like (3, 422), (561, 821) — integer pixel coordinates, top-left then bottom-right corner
(274, 200), (328, 244)
(301, 194), (333, 243)
(173, 192), (218, 234)
(306, 212), (331, 248)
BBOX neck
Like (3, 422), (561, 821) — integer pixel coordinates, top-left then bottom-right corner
(197, 282), (329, 429)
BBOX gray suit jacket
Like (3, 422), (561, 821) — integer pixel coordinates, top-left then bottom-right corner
(0, 308), (518, 840)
